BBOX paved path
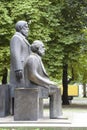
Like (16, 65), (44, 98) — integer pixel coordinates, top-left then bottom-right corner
(63, 97), (87, 127)
(0, 97), (87, 127)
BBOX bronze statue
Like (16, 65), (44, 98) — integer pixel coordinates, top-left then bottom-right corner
(10, 20), (31, 114)
(24, 40), (62, 118)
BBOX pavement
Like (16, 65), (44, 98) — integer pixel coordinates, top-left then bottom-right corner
(0, 97), (87, 127)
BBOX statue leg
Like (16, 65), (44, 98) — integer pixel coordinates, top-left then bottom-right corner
(39, 98), (43, 118)
(49, 88), (62, 118)
(10, 97), (14, 115)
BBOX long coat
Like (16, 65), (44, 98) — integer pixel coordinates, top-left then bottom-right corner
(24, 53), (63, 117)
(24, 53), (61, 96)
(10, 32), (31, 97)
(24, 53), (51, 88)
(24, 53), (50, 98)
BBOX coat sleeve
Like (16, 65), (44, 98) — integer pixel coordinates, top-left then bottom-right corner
(26, 56), (54, 88)
(10, 36), (23, 71)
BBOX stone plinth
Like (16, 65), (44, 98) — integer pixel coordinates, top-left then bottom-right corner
(0, 84), (10, 117)
(14, 88), (39, 121)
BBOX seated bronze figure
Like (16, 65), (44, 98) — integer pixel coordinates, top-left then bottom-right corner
(24, 40), (62, 119)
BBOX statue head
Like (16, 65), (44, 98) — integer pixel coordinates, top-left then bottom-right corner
(15, 20), (29, 37)
(31, 40), (45, 56)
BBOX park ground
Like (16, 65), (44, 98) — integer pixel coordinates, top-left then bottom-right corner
(0, 97), (87, 127)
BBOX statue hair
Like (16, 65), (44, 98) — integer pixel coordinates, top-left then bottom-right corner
(31, 40), (43, 53)
(15, 20), (27, 32)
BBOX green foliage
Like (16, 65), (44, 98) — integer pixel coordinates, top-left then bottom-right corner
(0, 0), (87, 84)
(0, 46), (10, 81)
(0, 1), (13, 43)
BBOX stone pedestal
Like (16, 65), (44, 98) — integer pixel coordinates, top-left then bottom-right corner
(14, 88), (39, 121)
(0, 84), (10, 117)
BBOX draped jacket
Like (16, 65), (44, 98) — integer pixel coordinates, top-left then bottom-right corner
(10, 32), (31, 97)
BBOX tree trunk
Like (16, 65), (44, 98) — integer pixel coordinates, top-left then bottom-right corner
(83, 83), (86, 97)
(2, 67), (8, 84)
(62, 64), (69, 105)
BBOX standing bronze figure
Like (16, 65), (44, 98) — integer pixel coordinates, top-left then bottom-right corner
(10, 20), (31, 114)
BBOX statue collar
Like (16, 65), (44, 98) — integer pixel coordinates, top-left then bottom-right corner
(31, 53), (48, 76)
(14, 32), (30, 46)
(15, 32), (25, 39)
(32, 53), (41, 59)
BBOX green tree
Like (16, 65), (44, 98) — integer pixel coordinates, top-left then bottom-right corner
(41, 0), (87, 104)
(0, 0), (87, 105)
(0, 1), (13, 82)
(73, 28), (87, 97)
(58, 0), (85, 104)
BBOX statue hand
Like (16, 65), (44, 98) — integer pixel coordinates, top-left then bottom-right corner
(49, 81), (58, 87)
(50, 81), (56, 85)
(15, 70), (23, 80)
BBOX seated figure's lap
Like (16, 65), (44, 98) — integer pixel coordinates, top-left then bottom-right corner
(49, 85), (59, 95)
